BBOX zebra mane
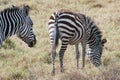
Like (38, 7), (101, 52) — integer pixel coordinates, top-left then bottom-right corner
(0, 6), (20, 14)
(86, 16), (102, 40)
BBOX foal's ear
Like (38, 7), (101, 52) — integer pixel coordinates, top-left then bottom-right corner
(23, 5), (30, 16)
(12, 5), (15, 8)
(102, 38), (107, 44)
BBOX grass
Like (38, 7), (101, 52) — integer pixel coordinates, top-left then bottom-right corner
(0, 0), (120, 80)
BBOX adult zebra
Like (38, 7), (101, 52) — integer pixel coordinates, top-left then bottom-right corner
(0, 5), (36, 48)
(48, 10), (107, 75)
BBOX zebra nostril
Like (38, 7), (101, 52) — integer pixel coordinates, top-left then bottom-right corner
(95, 63), (101, 67)
(28, 37), (36, 47)
(33, 39), (36, 45)
(28, 41), (35, 47)
(92, 60), (101, 67)
(34, 36), (36, 44)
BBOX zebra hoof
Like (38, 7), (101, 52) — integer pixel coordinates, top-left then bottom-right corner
(51, 71), (55, 76)
(60, 68), (64, 73)
(81, 66), (85, 69)
(76, 67), (79, 69)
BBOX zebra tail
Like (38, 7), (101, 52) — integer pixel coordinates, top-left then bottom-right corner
(53, 13), (59, 48)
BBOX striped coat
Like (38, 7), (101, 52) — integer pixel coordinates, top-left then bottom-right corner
(48, 10), (107, 75)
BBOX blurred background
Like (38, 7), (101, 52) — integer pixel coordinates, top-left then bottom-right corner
(0, 0), (120, 80)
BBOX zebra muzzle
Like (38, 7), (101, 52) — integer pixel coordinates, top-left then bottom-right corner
(28, 39), (36, 47)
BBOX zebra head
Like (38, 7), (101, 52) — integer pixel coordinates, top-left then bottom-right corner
(17, 5), (36, 47)
(86, 16), (107, 67)
(88, 38), (107, 67)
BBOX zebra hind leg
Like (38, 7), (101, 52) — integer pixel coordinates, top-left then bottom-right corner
(59, 43), (68, 73)
(51, 48), (57, 76)
(75, 44), (80, 69)
(81, 42), (86, 68)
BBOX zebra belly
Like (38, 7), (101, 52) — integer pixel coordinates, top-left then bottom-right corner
(68, 31), (84, 45)
(69, 39), (82, 45)
(68, 37), (82, 45)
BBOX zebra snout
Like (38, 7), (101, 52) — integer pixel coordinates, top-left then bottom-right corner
(28, 36), (36, 47)
(92, 60), (101, 67)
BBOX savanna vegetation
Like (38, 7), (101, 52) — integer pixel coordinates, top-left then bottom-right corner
(0, 0), (120, 80)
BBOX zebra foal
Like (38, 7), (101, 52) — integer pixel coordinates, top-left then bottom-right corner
(48, 10), (107, 75)
(0, 5), (36, 48)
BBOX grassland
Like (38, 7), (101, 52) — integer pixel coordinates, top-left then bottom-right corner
(0, 0), (120, 80)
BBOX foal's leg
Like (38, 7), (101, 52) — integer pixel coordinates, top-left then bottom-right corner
(74, 44), (80, 69)
(59, 42), (68, 72)
(51, 46), (57, 75)
(81, 42), (86, 68)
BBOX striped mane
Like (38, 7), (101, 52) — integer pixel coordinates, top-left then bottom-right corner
(0, 6), (20, 14)
(86, 16), (102, 41)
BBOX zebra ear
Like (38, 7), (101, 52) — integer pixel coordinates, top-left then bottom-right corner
(12, 5), (15, 8)
(102, 39), (107, 44)
(23, 5), (30, 16)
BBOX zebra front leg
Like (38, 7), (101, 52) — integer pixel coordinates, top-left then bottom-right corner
(51, 47), (57, 76)
(59, 43), (68, 73)
(81, 42), (86, 68)
(74, 44), (80, 69)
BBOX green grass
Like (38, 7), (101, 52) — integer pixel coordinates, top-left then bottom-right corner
(0, 0), (120, 80)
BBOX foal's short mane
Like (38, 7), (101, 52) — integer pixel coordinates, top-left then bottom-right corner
(86, 16), (102, 39)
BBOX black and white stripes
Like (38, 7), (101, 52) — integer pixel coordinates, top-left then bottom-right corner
(0, 5), (36, 47)
(48, 10), (107, 75)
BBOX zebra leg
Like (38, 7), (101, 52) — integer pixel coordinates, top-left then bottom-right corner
(51, 47), (57, 76)
(74, 44), (80, 69)
(81, 42), (86, 68)
(59, 42), (68, 73)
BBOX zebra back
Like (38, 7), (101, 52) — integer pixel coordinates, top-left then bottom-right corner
(48, 10), (87, 45)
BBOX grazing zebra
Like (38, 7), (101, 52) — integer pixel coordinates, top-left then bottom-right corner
(0, 5), (36, 48)
(48, 10), (107, 75)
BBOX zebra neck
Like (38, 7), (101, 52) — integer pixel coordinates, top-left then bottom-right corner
(87, 33), (100, 49)
(3, 24), (20, 40)
(87, 25), (102, 49)
(5, 18), (24, 39)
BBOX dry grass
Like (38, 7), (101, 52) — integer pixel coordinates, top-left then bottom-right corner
(0, 0), (120, 80)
